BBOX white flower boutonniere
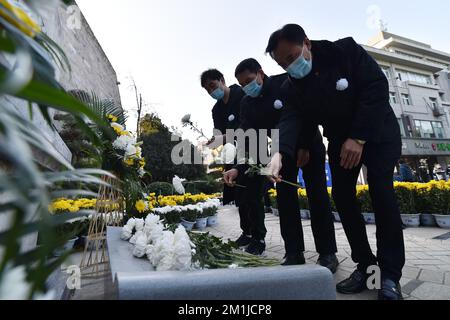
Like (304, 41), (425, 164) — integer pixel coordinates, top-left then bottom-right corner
(336, 78), (349, 91)
(228, 114), (235, 122)
(274, 100), (284, 110)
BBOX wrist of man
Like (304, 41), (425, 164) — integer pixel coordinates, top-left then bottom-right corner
(353, 139), (366, 146)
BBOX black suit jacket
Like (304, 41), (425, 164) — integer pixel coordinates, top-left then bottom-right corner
(279, 37), (399, 159)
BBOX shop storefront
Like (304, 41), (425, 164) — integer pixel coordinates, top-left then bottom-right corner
(400, 138), (450, 182)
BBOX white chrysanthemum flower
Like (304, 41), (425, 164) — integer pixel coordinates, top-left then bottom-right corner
(129, 230), (145, 245)
(145, 214), (160, 226)
(135, 219), (145, 232)
(151, 231), (175, 269)
(222, 143), (236, 165)
(121, 225), (133, 241)
(172, 226), (193, 271)
(336, 78), (349, 91)
(147, 222), (164, 244)
(181, 114), (191, 124)
(126, 218), (136, 229)
(133, 233), (149, 258)
(172, 175), (186, 195)
(125, 144), (138, 157)
(112, 135), (136, 151)
(0, 265), (31, 300)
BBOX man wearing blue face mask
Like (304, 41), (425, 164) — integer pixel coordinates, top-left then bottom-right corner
(223, 58), (339, 269)
(200, 69), (255, 249)
(265, 24), (405, 300)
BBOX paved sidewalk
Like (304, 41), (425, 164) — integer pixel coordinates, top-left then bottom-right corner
(208, 206), (450, 300)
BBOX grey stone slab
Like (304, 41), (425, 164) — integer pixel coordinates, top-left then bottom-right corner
(418, 269), (445, 284)
(445, 273), (450, 286)
(402, 280), (425, 295)
(402, 266), (421, 280)
(106, 227), (336, 300)
(410, 282), (450, 300)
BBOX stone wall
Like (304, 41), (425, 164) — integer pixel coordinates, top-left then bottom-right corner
(0, 1), (121, 250)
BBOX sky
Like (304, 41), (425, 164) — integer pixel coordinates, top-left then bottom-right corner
(76, 0), (450, 142)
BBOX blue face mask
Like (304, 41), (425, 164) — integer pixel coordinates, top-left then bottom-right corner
(243, 77), (263, 98)
(210, 86), (225, 100)
(286, 46), (312, 79)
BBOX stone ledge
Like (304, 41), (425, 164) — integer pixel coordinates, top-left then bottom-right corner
(106, 227), (337, 301)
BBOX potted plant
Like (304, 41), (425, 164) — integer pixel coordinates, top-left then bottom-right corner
(431, 184), (450, 229)
(195, 207), (209, 231)
(162, 210), (182, 226)
(396, 184), (420, 228)
(52, 218), (87, 257)
(358, 186), (375, 225)
(181, 206), (199, 231)
(298, 189), (310, 220)
(414, 185), (437, 227)
(205, 206), (219, 227)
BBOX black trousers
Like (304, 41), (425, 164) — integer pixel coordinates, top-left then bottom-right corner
(263, 181), (274, 208)
(278, 139), (337, 256)
(238, 175), (267, 241)
(223, 164), (236, 206)
(328, 126), (405, 282)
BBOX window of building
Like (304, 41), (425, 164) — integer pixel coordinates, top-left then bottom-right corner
(430, 97), (438, 109)
(397, 69), (432, 85)
(414, 120), (445, 139)
(389, 92), (397, 105)
(401, 94), (411, 106)
(381, 66), (392, 79)
(432, 121), (445, 139)
(397, 119), (406, 137)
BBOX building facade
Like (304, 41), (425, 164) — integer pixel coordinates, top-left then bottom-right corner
(364, 31), (450, 181)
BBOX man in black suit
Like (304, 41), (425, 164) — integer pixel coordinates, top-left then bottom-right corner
(223, 58), (339, 271)
(201, 69), (254, 249)
(265, 24), (405, 300)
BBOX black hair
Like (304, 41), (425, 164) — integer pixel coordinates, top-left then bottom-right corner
(200, 69), (224, 87)
(265, 24), (307, 57)
(234, 58), (262, 77)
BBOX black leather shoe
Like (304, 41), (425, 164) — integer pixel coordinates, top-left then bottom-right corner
(235, 234), (252, 248)
(245, 239), (266, 256)
(282, 253), (306, 266)
(336, 270), (369, 294)
(378, 279), (403, 300)
(317, 254), (339, 274)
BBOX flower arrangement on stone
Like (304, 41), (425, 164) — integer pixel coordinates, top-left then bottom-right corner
(106, 114), (147, 178)
(121, 212), (279, 270)
(121, 215), (195, 271)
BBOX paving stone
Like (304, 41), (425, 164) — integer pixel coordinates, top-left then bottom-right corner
(409, 259), (445, 266)
(445, 273), (450, 287)
(402, 266), (421, 279)
(410, 282), (450, 300)
(418, 269), (445, 284)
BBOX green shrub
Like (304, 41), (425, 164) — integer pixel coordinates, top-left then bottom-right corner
(395, 186), (417, 214)
(147, 182), (174, 196)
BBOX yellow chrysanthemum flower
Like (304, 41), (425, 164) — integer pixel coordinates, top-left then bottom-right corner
(135, 200), (147, 213)
(0, 0), (41, 37)
(124, 158), (135, 166)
